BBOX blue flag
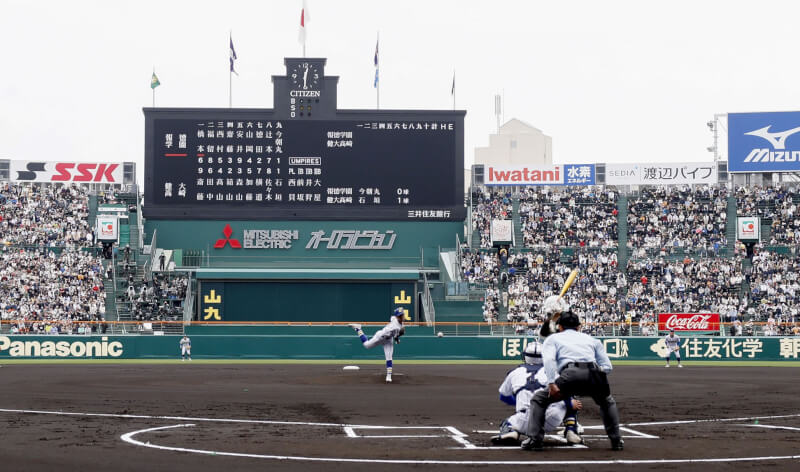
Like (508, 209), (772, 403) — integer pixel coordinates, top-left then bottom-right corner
(373, 39), (379, 88)
(229, 36), (238, 74)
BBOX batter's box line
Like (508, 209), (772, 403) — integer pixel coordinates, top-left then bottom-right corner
(583, 425), (659, 439)
(344, 425), (478, 449)
(474, 426), (659, 440)
(739, 424), (800, 432)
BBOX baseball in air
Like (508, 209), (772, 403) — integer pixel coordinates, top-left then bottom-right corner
(437, 331), (444, 337)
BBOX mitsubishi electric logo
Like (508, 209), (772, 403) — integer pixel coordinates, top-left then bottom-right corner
(214, 224), (242, 249)
(743, 124), (800, 163)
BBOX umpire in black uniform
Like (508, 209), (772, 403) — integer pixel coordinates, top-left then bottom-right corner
(522, 311), (623, 451)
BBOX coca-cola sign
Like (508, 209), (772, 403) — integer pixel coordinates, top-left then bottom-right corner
(658, 313), (720, 332)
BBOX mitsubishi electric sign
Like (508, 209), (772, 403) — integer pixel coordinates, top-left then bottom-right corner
(729, 111), (800, 173)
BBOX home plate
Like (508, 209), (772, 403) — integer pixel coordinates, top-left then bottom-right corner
(343, 365), (360, 371)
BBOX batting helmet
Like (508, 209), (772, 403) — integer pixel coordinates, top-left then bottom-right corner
(393, 307), (405, 318)
(542, 295), (569, 316)
(522, 341), (544, 365)
(556, 311), (581, 329)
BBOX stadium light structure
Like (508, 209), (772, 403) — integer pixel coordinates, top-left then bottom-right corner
(707, 114), (726, 162)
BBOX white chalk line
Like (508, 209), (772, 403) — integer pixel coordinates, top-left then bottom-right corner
(4, 407), (800, 466)
(742, 424), (800, 432)
(474, 426), (660, 441)
(625, 412), (800, 427)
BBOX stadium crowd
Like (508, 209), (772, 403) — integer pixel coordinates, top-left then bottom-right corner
(623, 256), (744, 320)
(0, 247), (106, 334)
(0, 184), (109, 334)
(127, 274), (188, 322)
(747, 249), (800, 323)
(518, 187), (618, 249)
(471, 189), (513, 249)
(736, 184), (800, 245)
(0, 183), (95, 247)
(464, 183), (800, 335)
(627, 185), (728, 255)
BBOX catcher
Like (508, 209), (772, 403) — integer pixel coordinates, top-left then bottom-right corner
(664, 328), (683, 368)
(492, 341), (583, 446)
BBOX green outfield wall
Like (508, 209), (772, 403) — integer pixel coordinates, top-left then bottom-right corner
(1, 333), (800, 361)
(146, 220), (463, 268)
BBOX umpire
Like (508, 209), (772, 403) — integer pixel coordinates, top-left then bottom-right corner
(522, 311), (623, 451)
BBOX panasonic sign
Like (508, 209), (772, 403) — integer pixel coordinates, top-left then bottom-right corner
(0, 336), (123, 358)
(729, 112), (800, 173)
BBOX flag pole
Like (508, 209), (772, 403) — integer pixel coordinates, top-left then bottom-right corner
(376, 31), (380, 110)
(302, 0), (307, 58)
(452, 70), (456, 111)
(229, 31), (232, 108)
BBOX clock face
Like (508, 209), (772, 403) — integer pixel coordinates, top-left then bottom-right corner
(290, 62), (320, 90)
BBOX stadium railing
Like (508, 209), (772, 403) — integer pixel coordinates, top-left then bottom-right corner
(0, 320), (792, 337)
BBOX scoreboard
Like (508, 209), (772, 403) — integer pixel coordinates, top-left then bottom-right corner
(145, 111), (466, 223)
(144, 58), (465, 221)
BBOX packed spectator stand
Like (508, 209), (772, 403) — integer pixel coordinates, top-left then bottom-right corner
(0, 184), (107, 334)
(2, 180), (800, 337)
(0, 183), (188, 335)
(463, 183), (800, 336)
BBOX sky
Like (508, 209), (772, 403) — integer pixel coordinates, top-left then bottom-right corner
(2, 0), (799, 184)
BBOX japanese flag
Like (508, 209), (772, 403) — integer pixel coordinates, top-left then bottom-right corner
(298, 0), (310, 43)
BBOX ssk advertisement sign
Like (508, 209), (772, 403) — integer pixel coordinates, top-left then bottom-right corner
(10, 161), (123, 183)
(658, 313), (721, 332)
(728, 111), (800, 173)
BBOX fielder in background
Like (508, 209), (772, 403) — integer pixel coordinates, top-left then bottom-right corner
(664, 328), (683, 368)
(522, 312), (623, 451)
(492, 341), (583, 446)
(350, 307), (406, 383)
(179, 335), (191, 361)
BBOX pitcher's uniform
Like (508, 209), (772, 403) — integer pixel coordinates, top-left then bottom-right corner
(350, 308), (405, 382)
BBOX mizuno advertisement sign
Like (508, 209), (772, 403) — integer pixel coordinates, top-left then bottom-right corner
(729, 112), (800, 173)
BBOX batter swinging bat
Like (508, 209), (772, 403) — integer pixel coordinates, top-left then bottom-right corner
(559, 269), (579, 298)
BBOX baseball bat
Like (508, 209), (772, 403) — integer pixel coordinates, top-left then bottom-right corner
(559, 269), (579, 298)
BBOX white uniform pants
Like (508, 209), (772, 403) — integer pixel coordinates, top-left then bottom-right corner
(508, 397), (567, 434)
(363, 335), (394, 362)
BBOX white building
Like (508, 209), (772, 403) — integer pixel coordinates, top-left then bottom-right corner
(474, 118), (552, 167)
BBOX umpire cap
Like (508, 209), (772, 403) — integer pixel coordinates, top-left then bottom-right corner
(557, 311), (581, 329)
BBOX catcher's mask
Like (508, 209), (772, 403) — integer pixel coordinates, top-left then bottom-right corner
(522, 341), (544, 365)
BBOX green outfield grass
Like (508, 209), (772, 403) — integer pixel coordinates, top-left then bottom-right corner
(0, 359), (799, 366)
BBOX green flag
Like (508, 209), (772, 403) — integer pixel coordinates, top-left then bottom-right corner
(151, 72), (161, 89)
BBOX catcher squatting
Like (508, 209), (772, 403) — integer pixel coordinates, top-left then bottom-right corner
(494, 294), (624, 451)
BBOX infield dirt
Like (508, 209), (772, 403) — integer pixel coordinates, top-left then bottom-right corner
(0, 363), (798, 471)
